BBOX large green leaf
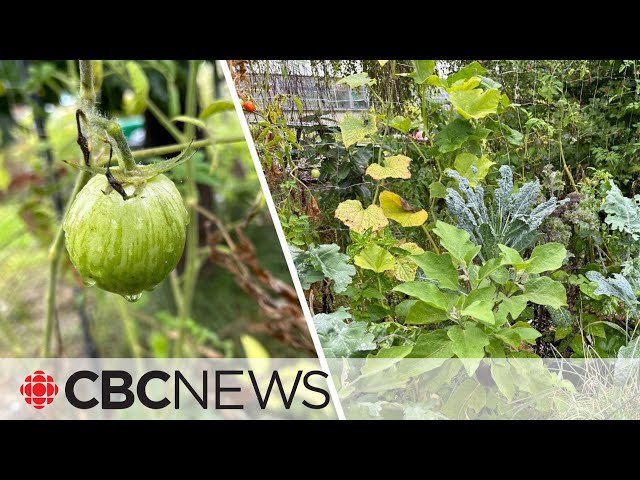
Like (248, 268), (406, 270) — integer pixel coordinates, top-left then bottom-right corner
(354, 244), (395, 273)
(434, 118), (475, 153)
(499, 295), (528, 321)
(461, 301), (496, 325)
(446, 61), (487, 86)
(441, 378), (487, 419)
(526, 243), (567, 274)
(498, 244), (526, 267)
(388, 115), (412, 134)
(464, 286), (496, 307)
(432, 221), (481, 267)
(618, 336), (640, 359)
(339, 114), (377, 148)
(408, 330), (454, 358)
(448, 324), (489, 375)
(405, 301), (449, 325)
(412, 60), (436, 84)
(449, 88), (501, 120)
(522, 276), (567, 309)
(410, 252), (459, 291)
(334, 200), (388, 234)
(452, 153), (495, 186)
(393, 281), (450, 311)
(511, 321), (542, 345)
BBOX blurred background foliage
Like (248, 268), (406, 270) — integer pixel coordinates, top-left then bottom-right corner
(0, 60), (312, 358)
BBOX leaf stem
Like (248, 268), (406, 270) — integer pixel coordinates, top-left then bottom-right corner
(421, 224), (440, 254)
(132, 137), (245, 159)
(147, 97), (186, 143)
(43, 60), (96, 357)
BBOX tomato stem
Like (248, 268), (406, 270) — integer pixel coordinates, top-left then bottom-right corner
(44, 60), (98, 357)
(90, 117), (137, 172)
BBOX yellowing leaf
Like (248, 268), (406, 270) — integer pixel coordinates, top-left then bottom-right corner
(397, 242), (425, 255)
(379, 191), (428, 227)
(394, 257), (418, 282)
(339, 114), (377, 148)
(452, 153), (495, 186)
(449, 88), (501, 120)
(448, 76), (482, 92)
(334, 200), (388, 234)
(354, 244), (395, 273)
(366, 155), (412, 180)
(378, 60), (389, 67)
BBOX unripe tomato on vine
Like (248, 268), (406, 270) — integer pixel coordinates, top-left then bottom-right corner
(63, 109), (194, 301)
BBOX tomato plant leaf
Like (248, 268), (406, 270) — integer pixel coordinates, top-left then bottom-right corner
(199, 100), (235, 119)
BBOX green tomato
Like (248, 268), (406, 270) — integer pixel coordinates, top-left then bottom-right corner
(311, 168), (321, 179)
(63, 173), (188, 301)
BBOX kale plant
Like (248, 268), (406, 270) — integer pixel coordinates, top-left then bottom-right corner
(446, 165), (568, 258)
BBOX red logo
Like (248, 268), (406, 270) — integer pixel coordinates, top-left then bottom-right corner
(20, 370), (59, 410)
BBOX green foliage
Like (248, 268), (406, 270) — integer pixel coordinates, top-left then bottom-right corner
(603, 180), (640, 240)
(290, 243), (356, 293)
(391, 223), (567, 369)
(446, 165), (567, 258)
(314, 308), (376, 357)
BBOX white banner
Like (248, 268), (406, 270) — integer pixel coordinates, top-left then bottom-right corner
(1, 358), (337, 420)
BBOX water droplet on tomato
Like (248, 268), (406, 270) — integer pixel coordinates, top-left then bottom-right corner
(124, 293), (142, 303)
(83, 277), (96, 287)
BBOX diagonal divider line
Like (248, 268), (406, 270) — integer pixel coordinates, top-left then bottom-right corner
(218, 61), (346, 420)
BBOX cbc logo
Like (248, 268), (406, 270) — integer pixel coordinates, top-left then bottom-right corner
(19, 370), (59, 410)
